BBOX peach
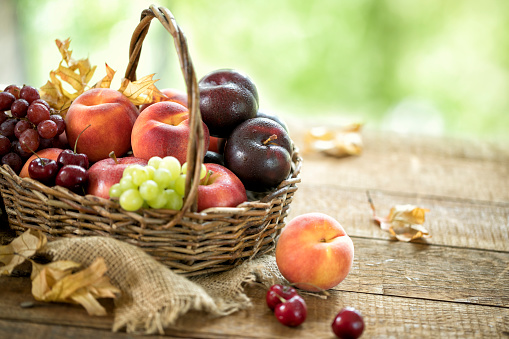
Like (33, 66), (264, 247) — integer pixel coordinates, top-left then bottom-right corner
(19, 148), (64, 178)
(140, 88), (188, 112)
(275, 213), (354, 292)
(131, 101), (210, 165)
(65, 88), (139, 163)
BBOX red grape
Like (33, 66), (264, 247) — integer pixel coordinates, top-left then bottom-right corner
(10, 99), (30, 118)
(12, 140), (32, 158)
(19, 85), (40, 104)
(0, 92), (16, 111)
(37, 119), (58, 139)
(27, 103), (50, 125)
(4, 85), (21, 99)
(1, 152), (23, 174)
(49, 114), (66, 135)
(31, 99), (50, 110)
(14, 120), (32, 139)
(0, 119), (18, 139)
(19, 128), (40, 153)
(0, 135), (12, 156)
(0, 111), (9, 125)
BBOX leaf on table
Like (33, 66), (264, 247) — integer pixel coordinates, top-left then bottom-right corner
(368, 193), (430, 242)
(39, 38), (97, 117)
(0, 229), (46, 275)
(303, 123), (363, 157)
(31, 257), (120, 316)
(118, 73), (166, 106)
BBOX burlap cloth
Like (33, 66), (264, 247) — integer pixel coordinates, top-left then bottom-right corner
(42, 236), (285, 334)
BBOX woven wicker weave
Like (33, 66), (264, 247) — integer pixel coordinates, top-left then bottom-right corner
(0, 5), (301, 276)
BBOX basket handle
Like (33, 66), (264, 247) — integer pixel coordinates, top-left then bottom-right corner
(125, 5), (205, 226)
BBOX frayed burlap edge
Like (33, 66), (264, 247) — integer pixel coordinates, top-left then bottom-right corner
(42, 236), (284, 335)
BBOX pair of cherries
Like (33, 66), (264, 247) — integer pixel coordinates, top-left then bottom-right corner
(29, 149), (88, 192)
(266, 284), (364, 338)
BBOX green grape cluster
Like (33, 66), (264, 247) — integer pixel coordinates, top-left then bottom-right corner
(109, 156), (206, 212)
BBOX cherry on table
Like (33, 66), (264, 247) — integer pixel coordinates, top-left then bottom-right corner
(274, 294), (307, 327)
(266, 284), (298, 311)
(331, 307), (365, 339)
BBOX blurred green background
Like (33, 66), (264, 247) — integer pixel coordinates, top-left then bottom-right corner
(1, 0), (508, 141)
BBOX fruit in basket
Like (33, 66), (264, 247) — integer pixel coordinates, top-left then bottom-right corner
(0, 92), (17, 111)
(274, 295), (307, 327)
(275, 213), (354, 292)
(140, 88), (188, 112)
(65, 88), (139, 163)
(28, 157), (59, 185)
(203, 151), (224, 166)
(224, 117), (292, 192)
(55, 164), (88, 193)
(19, 148), (64, 178)
(87, 152), (148, 199)
(208, 136), (225, 154)
(257, 111), (289, 133)
(199, 69), (259, 137)
(131, 101), (210, 165)
(266, 284), (298, 311)
(19, 85), (41, 104)
(331, 307), (365, 339)
(196, 163), (247, 212)
(1, 152), (23, 174)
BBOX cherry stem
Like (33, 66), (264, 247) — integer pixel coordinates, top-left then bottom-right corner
(22, 140), (45, 166)
(276, 295), (288, 304)
(263, 134), (278, 145)
(202, 170), (214, 185)
(74, 124), (91, 153)
(109, 151), (119, 165)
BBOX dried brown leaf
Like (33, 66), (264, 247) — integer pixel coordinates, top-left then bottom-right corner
(368, 194), (430, 242)
(0, 229), (46, 275)
(304, 123), (363, 157)
(31, 257), (120, 316)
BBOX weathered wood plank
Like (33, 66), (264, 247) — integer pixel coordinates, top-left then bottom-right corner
(289, 185), (509, 252)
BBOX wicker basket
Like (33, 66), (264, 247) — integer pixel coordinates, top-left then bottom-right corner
(0, 5), (301, 276)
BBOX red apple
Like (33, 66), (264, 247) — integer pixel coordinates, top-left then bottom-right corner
(275, 213), (354, 292)
(65, 88), (139, 163)
(197, 163), (247, 212)
(131, 101), (210, 165)
(19, 148), (64, 178)
(140, 88), (188, 112)
(208, 136), (225, 154)
(87, 154), (148, 199)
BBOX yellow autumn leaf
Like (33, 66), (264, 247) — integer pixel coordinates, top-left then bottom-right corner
(368, 193), (431, 242)
(93, 63), (116, 89)
(0, 229), (46, 275)
(118, 74), (166, 106)
(304, 123), (363, 157)
(31, 257), (120, 316)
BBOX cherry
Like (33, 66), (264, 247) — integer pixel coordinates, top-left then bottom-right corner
(331, 307), (365, 339)
(266, 284), (298, 311)
(57, 124), (90, 169)
(274, 295), (307, 327)
(28, 157), (59, 185)
(55, 165), (88, 193)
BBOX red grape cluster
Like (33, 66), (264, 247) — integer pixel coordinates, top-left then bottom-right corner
(0, 84), (66, 174)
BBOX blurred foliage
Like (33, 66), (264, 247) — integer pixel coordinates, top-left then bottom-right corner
(9, 0), (509, 140)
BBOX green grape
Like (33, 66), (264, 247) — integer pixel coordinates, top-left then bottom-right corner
(174, 174), (187, 197)
(109, 183), (123, 198)
(153, 168), (173, 188)
(145, 165), (155, 180)
(181, 162), (207, 180)
(147, 156), (163, 169)
(132, 167), (150, 186)
(119, 175), (137, 190)
(119, 189), (144, 211)
(139, 180), (161, 201)
(123, 164), (145, 178)
(166, 179), (176, 190)
(164, 189), (183, 210)
(147, 193), (167, 209)
(159, 156), (181, 181)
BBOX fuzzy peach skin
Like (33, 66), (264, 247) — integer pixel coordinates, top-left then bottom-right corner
(131, 101), (210, 165)
(140, 88), (188, 112)
(65, 88), (139, 163)
(275, 213), (354, 292)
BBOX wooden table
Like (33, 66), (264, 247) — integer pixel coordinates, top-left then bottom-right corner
(1, 127), (508, 338)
